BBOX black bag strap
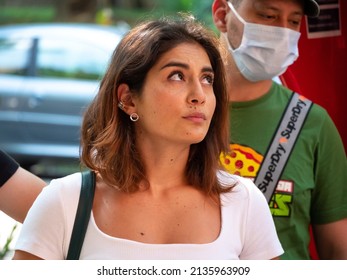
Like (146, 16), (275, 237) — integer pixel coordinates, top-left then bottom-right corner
(66, 170), (96, 260)
(254, 92), (313, 203)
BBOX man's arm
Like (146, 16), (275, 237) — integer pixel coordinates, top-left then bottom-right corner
(313, 218), (347, 259)
(0, 167), (46, 223)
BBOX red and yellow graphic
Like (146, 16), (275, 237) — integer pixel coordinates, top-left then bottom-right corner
(220, 144), (263, 177)
(220, 143), (293, 217)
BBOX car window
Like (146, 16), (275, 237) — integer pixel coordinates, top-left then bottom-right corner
(0, 38), (31, 75)
(36, 38), (111, 80)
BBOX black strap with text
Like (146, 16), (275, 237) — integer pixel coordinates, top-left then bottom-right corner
(254, 92), (313, 203)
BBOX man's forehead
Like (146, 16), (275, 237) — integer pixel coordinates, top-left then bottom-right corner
(242, 0), (319, 17)
(245, 0), (305, 13)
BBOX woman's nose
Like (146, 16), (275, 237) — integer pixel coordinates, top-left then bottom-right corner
(188, 82), (206, 105)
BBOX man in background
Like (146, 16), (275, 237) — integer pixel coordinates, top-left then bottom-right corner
(212, 0), (347, 259)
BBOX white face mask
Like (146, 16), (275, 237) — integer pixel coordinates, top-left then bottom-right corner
(225, 1), (301, 82)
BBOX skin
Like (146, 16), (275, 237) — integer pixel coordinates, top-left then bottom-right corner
(13, 42), (221, 259)
(132, 43), (216, 149)
(212, 0), (347, 259)
(0, 167), (45, 223)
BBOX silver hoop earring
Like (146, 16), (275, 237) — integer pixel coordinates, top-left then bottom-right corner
(117, 101), (124, 110)
(130, 113), (139, 122)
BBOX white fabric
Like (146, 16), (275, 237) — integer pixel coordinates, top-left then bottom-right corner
(15, 171), (283, 260)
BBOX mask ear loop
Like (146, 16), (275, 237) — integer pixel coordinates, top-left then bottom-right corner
(225, 1), (247, 54)
(227, 1), (247, 25)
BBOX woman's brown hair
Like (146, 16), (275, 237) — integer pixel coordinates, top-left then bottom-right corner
(80, 14), (230, 196)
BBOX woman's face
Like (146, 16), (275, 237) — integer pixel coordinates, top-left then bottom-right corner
(133, 42), (216, 147)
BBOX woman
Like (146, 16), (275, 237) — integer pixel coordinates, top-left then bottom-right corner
(13, 15), (283, 260)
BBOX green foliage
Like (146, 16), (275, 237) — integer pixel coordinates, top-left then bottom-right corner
(0, 1), (217, 32)
(190, 0), (217, 31)
(0, 224), (18, 260)
(151, 0), (215, 30)
(0, 7), (54, 25)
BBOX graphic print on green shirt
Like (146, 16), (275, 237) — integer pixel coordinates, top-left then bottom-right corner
(220, 143), (293, 217)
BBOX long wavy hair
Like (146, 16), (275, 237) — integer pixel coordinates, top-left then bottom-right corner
(80, 14), (231, 196)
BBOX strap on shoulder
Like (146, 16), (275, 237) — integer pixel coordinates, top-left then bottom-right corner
(254, 92), (313, 203)
(66, 170), (95, 260)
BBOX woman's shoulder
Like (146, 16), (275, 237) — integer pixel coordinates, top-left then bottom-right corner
(218, 170), (257, 190)
(42, 172), (82, 200)
(217, 170), (266, 203)
(32, 172), (83, 226)
(47, 171), (82, 187)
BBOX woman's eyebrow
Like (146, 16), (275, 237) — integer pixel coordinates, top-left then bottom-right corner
(160, 61), (214, 73)
(160, 61), (189, 70)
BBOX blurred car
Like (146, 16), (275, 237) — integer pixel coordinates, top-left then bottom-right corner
(0, 23), (128, 168)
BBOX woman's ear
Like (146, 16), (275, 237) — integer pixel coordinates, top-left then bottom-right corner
(212, 0), (229, 33)
(117, 83), (136, 114)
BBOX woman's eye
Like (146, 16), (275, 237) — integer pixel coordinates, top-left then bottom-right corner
(169, 72), (184, 81)
(202, 74), (214, 85)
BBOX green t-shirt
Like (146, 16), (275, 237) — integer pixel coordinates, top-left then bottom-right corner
(221, 82), (347, 259)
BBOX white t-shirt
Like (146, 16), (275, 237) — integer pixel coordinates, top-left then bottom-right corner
(15, 171), (283, 260)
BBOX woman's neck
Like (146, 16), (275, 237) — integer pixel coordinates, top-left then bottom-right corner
(137, 141), (191, 193)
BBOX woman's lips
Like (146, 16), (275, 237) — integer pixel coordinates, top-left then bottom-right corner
(183, 112), (207, 122)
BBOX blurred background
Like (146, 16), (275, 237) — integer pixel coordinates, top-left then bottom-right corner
(0, 0), (215, 28)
